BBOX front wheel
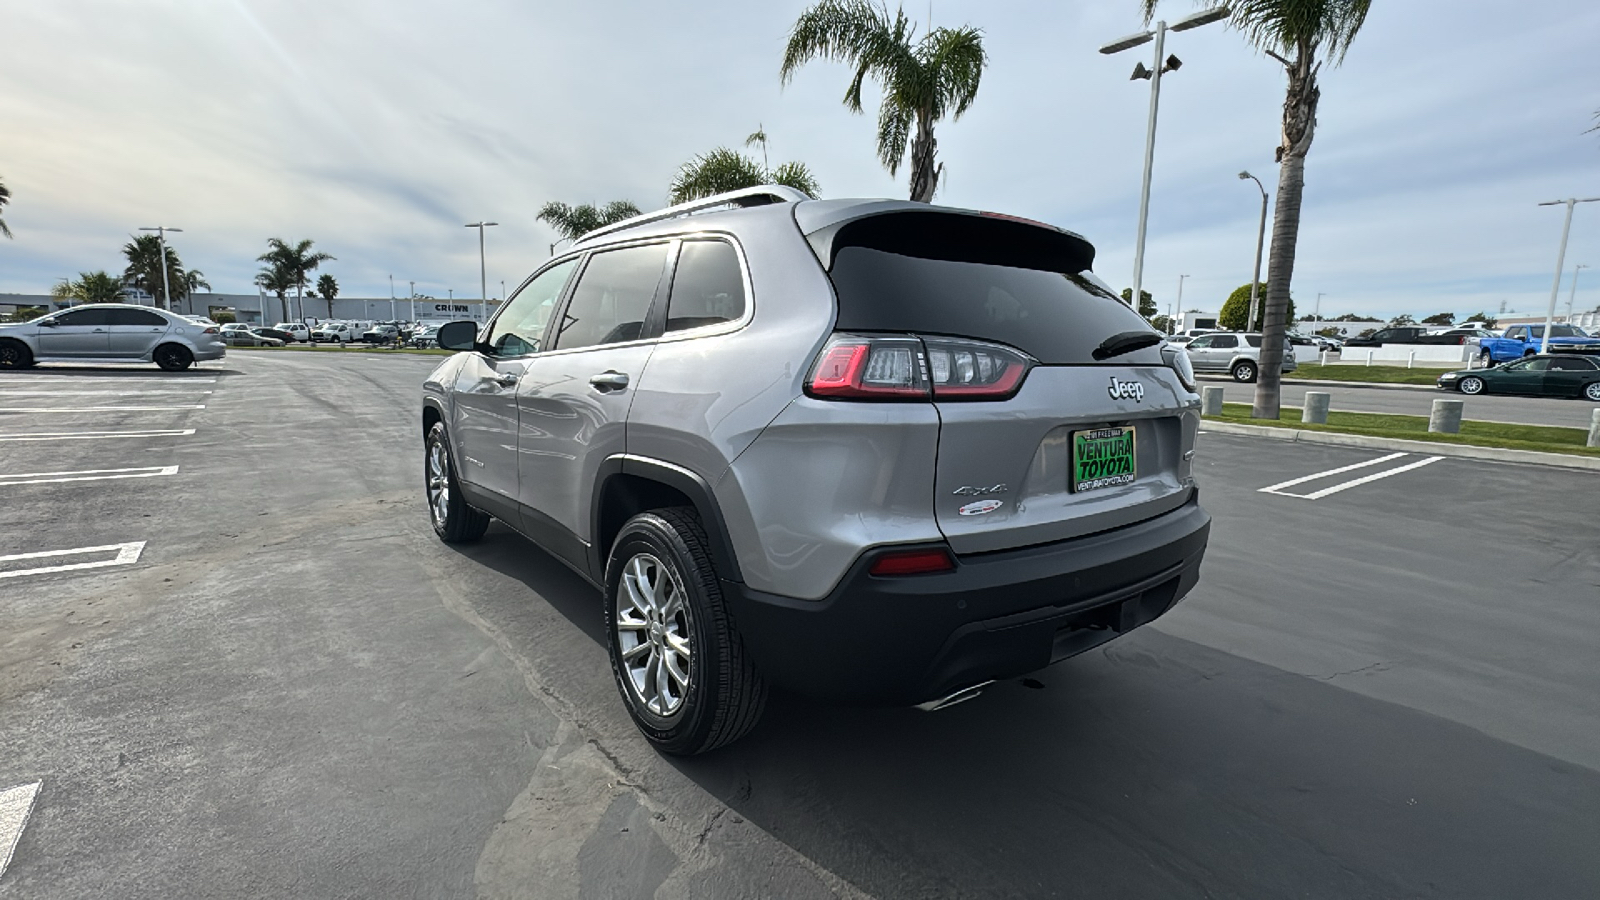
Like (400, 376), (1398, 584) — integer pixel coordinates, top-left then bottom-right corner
(1458, 376), (1485, 395)
(426, 421), (490, 542)
(0, 339), (33, 369)
(154, 344), (193, 372)
(1231, 360), (1258, 383)
(1584, 381), (1600, 402)
(606, 508), (766, 755)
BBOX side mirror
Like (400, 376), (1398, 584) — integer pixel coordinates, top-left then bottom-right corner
(437, 320), (480, 351)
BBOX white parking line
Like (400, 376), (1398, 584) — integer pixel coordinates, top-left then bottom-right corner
(0, 782), (40, 881)
(0, 542), (146, 580)
(0, 405), (205, 413)
(0, 389), (213, 396)
(0, 466), (179, 486)
(0, 378), (217, 384)
(0, 429), (197, 442)
(1260, 453), (1445, 500)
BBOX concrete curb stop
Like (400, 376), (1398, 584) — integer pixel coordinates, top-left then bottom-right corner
(1199, 420), (1600, 472)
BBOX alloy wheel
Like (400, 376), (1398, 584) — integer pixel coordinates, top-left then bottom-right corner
(1586, 381), (1600, 402)
(427, 438), (451, 526)
(615, 552), (694, 719)
(1460, 376), (1484, 395)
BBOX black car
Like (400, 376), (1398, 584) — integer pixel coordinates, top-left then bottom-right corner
(1437, 354), (1600, 401)
(254, 326), (296, 343)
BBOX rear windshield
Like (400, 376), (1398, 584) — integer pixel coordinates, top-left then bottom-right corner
(828, 246), (1161, 365)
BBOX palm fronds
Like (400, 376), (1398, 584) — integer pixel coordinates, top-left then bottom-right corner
(536, 201), (642, 242)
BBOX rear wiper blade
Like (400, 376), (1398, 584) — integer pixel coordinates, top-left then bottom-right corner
(1093, 330), (1164, 361)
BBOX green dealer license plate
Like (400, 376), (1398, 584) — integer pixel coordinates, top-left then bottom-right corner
(1072, 426), (1137, 493)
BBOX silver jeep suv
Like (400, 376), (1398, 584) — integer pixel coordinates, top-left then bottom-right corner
(421, 187), (1210, 754)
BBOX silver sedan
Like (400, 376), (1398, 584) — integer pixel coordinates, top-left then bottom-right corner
(0, 303), (226, 371)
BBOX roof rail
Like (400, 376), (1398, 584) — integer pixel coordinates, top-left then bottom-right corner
(576, 185), (811, 244)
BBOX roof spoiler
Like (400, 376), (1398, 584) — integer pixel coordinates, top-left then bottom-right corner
(577, 185), (812, 244)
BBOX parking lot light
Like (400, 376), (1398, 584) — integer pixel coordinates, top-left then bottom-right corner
(138, 225), (183, 311)
(1536, 197), (1600, 353)
(466, 222), (499, 324)
(1239, 172), (1267, 331)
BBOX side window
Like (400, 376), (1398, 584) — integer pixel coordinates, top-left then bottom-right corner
(108, 309), (168, 326)
(1187, 336), (1213, 349)
(666, 240), (746, 333)
(54, 308), (115, 327)
(554, 243), (669, 351)
(1523, 359), (1551, 371)
(1244, 335), (1263, 348)
(1211, 334), (1239, 349)
(485, 258), (577, 357)
(1507, 327), (1526, 340)
(1548, 358), (1584, 371)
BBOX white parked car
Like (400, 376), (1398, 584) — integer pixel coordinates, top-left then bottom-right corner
(273, 323), (311, 342)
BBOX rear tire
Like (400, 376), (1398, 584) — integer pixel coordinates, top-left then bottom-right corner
(0, 339), (33, 369)
(1479, 350), (1494, 368)
(154, 343), (193, 372)
(1584, 381), (1600, 402)
(605, 508), (766, 756)
(1231, 360), (1258, 383)
(426, 421), (490, 542)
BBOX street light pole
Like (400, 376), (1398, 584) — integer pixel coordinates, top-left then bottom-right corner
(1238, 172), (1267, 330)
(138, 225), (183, 311)
(1101, 7), (1229, 312)
(1566, 264), (1588, 322)
(1537, 198), (1600, 353)
(409, 281), (416, 323)
(389, 274), (396, 322)
(1315, 292), (1325, 324)
(1175, 274), (1187, 331)
(466, 221), (499, 324)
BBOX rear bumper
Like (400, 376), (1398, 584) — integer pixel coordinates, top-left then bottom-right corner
(193, 343), (227, 361)
(724, 491), (1210, 706)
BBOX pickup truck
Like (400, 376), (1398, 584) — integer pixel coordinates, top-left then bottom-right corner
(1474, 324), (1600, 364)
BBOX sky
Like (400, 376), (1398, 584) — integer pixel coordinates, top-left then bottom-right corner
(1, 0), (1598, 321)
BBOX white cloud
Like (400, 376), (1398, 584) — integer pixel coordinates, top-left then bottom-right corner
(2, 0), (1597, 321)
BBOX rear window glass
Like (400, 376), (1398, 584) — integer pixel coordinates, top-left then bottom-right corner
(827, 247), (1161, 365)
(666, 240), (745, 332)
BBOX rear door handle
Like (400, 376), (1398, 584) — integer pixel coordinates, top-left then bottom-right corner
(589, 371), (629, 390)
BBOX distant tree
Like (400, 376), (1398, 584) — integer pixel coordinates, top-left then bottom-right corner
(0, 174), (12, 239)
(317, 273), (338, 301)
(1332, 312), (1366, 322)
(1388, 313), (1416, 326)
(669, 147), (820, 204)
(1315, 326), (1342, 338)
(1460, 310), (1496, 328)
(1357, 328), (1377, 338)
(122, 234), (191, 309)
(781, 0), (986, 202)
(1219, 282), (1294, 331)
(55, 271), (126, 304)
(212, 310), (236, 324)
(186, 270), (210, 296)
(255, 265), (295, 323)
(258, 238), (334, 322)
(1119, 287), (1158, 319)
(536, 201), (641, 243)
(1149, 314), (1174, 334)
(1420, 312), (1454, 326)
(746, 125), (771, 170)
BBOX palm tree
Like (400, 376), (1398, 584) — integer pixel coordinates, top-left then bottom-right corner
(54, 271), (126, 304)
(781, 1), (986, 203)
(669, 147), (821, 204)
(185, 269), (210, 297)
(257, 238), (334, 323)
(255, 265), (295, 323)
(536, 201), (642, 244)
(0, 175), (12, 239)
(316, 274), (339, 317)
(1141, 0), (1371, 419)
(122, 234), (189, 309)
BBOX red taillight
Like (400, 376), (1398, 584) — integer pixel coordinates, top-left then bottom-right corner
(805, 334), (1033, 401)
(869, 548), (956, 577)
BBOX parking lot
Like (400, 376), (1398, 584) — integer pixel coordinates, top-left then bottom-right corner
(2, 352), (1597, 898)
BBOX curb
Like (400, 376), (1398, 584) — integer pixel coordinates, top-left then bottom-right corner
(1198, 420), (1600, 472)
(1197, 375), (1440, 393)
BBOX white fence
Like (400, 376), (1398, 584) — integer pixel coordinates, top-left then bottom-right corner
(1337, 344), (1473, 366)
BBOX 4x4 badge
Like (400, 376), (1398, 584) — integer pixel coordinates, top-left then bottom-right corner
(953, 484), (1008, 496)
(1107, 377), (1145, 402)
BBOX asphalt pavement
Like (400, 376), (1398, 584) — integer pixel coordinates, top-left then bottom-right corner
(1206, 377), (1594, 428)
(1, 351), (1595, 899)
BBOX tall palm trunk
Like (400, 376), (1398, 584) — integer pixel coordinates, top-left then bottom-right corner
(1253, 41), (1320, 420)
(907, 111), (939, 203)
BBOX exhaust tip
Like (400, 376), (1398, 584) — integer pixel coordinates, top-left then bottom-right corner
(914, 680), (994, 712)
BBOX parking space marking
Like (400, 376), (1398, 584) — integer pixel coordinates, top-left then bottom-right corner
(0, 466), (179, 486)
(0, 429), (197, 442)
(0, 389), (213, 396)
(0, 782), (40, 881)
(0, 542), (146, 580)
(0, 404), (205, 413)
(1260, 453), (1445, 500)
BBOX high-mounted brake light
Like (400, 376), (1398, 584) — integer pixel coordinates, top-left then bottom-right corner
(869, 548), (956, 576)
(805, 334), (1033, 401)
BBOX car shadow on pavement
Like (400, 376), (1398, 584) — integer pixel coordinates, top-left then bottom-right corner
(0, 364), (243, 378)
(443, 521), (608, 645)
